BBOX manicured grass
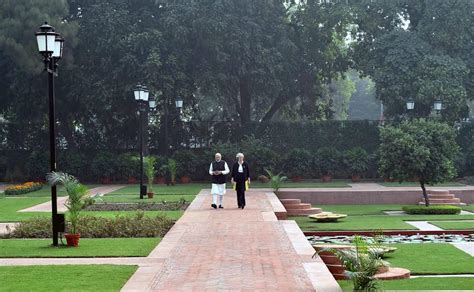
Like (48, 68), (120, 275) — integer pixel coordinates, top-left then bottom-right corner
(338, 278), (474, 291)
(0, 238), (161, 258)
(0, 265), (137, 291)
(386, 243), (474, 274)
(463, 204), (474, 212)
(0, 197), (51, 222)
(253, 180), (351, 188)
(0, 196), (183, 222)
(294, 205), (474, 231)
(102, 194), (195, 203)
(310, 204), (404, 215)
(379, 181), (465, 187)
(429, 221), (474, 230)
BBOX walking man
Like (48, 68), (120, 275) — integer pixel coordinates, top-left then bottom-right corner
(209, 153), (230, 209)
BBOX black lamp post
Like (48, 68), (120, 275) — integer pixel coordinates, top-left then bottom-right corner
(134, 85), (150, 199)
(35, 22), (64, 246)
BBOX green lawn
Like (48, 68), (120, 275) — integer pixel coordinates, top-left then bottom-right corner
(294, 205), (473, 231)
(101, 194), (196, 203)
(0, 196), (183, 222)
(338, 278), (474, 291)
(429, 221), (474, 230)
(0, 265), (137, 291)
(0, 238), (161, 258)
(0, 197), (51, 222)
(110, 184), (206, 196)
(338, 243), (474, 290)
(463, 204), (474, 212)
(386, 243), (474, 274)
(379, 181), (465, 187)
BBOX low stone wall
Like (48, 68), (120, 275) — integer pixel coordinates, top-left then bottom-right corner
(276, 189), (474, 205)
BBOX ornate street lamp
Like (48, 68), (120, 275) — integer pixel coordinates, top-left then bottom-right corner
(406, 98), (415, 110)
(434, 99), (443, 112)
(134, 85), (150, 199)
(35, 22), (64, 246)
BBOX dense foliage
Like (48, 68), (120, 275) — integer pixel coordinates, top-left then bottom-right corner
(402, 205), (461, 215)
(378, 119), (459, 206)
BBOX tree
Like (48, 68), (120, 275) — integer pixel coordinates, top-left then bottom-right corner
(378, 119), (459, 206)
(351, 0), (473, 122)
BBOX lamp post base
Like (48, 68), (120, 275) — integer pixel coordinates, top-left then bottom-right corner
(140, 185), (147, 199)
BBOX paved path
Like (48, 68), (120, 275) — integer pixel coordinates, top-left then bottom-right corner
(0, 223), (17, 235)
(452, 243), (474, 257)
(122, 190), (340, 291)
(405, 221), (444, 231)
(18, 185), (125, 212)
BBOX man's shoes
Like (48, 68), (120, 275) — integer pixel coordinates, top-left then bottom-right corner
(211, 204), (217, 209)
(219, 205), (224, 209)
(241, 205), (245, 210)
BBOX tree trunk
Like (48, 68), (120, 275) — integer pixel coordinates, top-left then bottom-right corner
(420, 180), (430, 207)
(239, 76), (251, 125)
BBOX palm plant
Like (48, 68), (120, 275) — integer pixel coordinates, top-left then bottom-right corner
(46, 172), (88, 234)
(161, 159), (177, 185)
(265, 169), (287, 191)
(316, 236), (388, 291)
(145, 156), (157, 193)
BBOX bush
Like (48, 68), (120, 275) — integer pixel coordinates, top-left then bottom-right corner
(343, 147), (369, 176)
(283, 148), (313, 178)
(402, 205), (461, 215)
(173, 149), (199, 179)
(316, 147), (341, 177)
(4, 213), (175, 238)
(116, 153), (140, 181)
(4, 182), (42, 196)
(91, 151), (118, 181)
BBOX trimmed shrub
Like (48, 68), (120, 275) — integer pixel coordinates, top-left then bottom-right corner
(4, 182), (42, 196)
(283, 148), (313, 178)
(316, 147), (342, 177)
(402, 205), (461, 215)
(4, 212), (175, 238)
(343, 147), (369, 176)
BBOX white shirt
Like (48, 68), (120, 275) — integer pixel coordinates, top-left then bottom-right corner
(238, 163), (244, 173)
(209, 161), (230, 177)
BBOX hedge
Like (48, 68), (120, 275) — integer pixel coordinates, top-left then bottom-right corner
(402, 205), (462, 215)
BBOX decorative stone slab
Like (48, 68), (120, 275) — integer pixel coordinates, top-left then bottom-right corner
(375, 267), (411, 280)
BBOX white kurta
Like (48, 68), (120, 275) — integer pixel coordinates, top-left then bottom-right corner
(209, 161), (230, 195)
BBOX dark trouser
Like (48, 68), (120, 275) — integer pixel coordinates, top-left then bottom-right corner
(235, 175), (246, 207)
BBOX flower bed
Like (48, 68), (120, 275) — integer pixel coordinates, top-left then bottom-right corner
(4, 182), (42, 196)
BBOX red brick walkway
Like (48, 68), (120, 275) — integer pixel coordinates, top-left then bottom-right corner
(122, 190), (340, 291)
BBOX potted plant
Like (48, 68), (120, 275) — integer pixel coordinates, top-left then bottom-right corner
(343, 147), (369, 182)
(46, 172), (88, 247)
(174, 150), (197, 184)
(145, 156), (157, 198)
(265, 169), (287, 192)
(161, 158), (177, 186)
(317, 148), (341, 182)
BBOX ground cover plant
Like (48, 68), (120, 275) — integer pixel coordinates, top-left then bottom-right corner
(0, 238), (161, 258)
(4, 182), (42, 196)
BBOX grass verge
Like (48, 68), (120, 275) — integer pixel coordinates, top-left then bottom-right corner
(0, 265), (137, 291)
(0, 238), (161, 258)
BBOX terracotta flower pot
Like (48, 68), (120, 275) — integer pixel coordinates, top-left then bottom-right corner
(180, 176), (191, 184)
(351, 174), (361, 182)
(155, 177), (166, 185)
(321, 175), (333, 182)
(147, 192), (154, 199)
(65, 233), (80, 247)
(291, 176), (303, 182)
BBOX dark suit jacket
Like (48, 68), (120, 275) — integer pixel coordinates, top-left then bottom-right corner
(231, 161), (250, 182)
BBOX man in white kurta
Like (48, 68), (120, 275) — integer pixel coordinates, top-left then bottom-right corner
(209, 153), (230, 209)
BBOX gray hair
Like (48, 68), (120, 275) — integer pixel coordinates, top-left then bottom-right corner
(236, 153), (244, 159)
